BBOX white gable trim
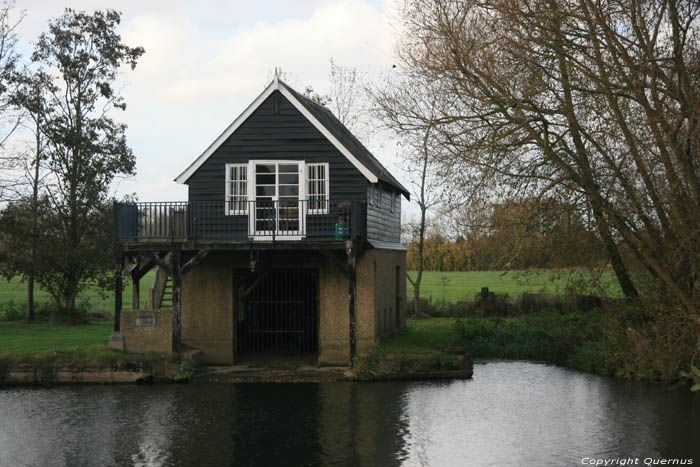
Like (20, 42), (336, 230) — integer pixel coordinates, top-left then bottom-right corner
(175, 78), (379, 184)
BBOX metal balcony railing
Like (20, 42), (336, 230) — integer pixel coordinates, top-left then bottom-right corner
(113, 200), (366, 242)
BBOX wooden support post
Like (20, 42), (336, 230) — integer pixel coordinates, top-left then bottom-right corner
(114, 254), (123, 333)
(132, 269), (140, 310)
(346, 240), (357, 368)
(131, 255), (155, 310)
(171, 247), (182, 358)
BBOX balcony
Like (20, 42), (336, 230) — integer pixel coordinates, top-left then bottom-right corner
(113, 200), (367, 243)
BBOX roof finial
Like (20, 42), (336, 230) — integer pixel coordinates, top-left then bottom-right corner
(273, 66), (281, 88)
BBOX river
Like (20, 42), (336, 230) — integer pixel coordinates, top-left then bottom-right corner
(0, 361), (698, 466)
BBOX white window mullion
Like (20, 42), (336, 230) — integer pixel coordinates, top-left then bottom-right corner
(298, 162), (306, 234)
(225, 163), (248, 215)
(248, 161), (255, 234)
(306, 162), (328, 215)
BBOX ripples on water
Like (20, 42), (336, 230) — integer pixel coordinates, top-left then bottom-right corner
(0, 362), (697, 467)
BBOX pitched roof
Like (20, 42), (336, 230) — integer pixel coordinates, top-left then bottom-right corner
(174, 77), (410, 200)
(283, 84), (409, 199)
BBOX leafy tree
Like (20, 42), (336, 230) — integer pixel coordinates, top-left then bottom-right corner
(3, 69), (55, 320)
(25, 9), (144, 316)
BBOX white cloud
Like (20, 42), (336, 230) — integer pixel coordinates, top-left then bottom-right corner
(121, 0), (393, 105)
(14, 0), (407, 203)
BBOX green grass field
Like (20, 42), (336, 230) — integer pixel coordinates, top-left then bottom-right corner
(0, 321), (113, 356)
(407, 270), (621, 303)
(0, 271), (156, 315)
(0, 269), (620, 314)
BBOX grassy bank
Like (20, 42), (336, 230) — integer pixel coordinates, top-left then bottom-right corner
(0, 321), (180, 385)
(374, 309), (696, 383)
(357, 318), (471, 378)
(453, 310), (613, 374)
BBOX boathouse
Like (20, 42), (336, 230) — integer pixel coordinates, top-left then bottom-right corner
(110, 76), (409, 366)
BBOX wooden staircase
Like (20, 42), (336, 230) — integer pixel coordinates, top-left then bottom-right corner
(160, 275), (173, 308)
(148, 253), (173, 309)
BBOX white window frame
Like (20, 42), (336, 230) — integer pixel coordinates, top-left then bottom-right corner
(307, 162), (329, 215)
(225, 163), (248, 215)
(248, 160), (306, 240)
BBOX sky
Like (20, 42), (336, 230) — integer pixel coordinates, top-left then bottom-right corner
(14, 0), (409, 206)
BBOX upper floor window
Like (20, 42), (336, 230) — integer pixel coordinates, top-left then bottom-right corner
(377, 185), (383, 206)
(390, 192), (396, 213)
(307, 162), (329, 214)
(225, 163), (248, 214)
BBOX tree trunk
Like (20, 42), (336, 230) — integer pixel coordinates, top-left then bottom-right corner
(590, 202), (638, 298)
(414, 204), (427, 314)
(26, 276), (35, 322)
(26, 115), (41, 323)
(412, 132), (431, 315)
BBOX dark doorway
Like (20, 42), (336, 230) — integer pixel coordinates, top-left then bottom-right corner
(234, 268), (319, 358)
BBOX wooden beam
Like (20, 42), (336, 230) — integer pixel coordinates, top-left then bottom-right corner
(147, 251), (171, 275)
(119, 240), (349, 253)
(181, 248), (211, 276)
(122, 257), (137, 277)
(133, 257), (156, 280)
(320, 249), (349, 278)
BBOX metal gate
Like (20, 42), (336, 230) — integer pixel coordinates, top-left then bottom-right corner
(234, 268), (319, 356)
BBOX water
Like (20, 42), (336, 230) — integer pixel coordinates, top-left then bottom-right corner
(0, 361), (697, 467)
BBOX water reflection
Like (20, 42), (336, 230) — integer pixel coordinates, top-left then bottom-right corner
(0, 362), (697, 467)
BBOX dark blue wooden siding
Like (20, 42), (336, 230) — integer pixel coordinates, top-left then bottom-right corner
(367, 183), (402, 243)
(187, 91), (366, 203)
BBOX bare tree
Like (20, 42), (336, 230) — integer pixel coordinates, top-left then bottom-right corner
(326, 59), (365, 134)
(388, 0), (700, 316)
(405, 129), (442, 311)
(370, 75), (444, 310)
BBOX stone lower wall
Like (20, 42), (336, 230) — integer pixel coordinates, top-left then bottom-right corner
(181, 253), (236, 364)
(182, 251), (332, 365)
(174, 247), (406, 367)
(120, 309), (173, 355)
(371, 249), (407, 338)
(318, 257), (350, 366)
(318, 247), (407, 366)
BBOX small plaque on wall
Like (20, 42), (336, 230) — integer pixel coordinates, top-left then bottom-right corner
(135, 312), (156, 327)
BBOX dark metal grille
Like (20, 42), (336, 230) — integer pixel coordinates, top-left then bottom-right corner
(234, 269), (319, 356)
